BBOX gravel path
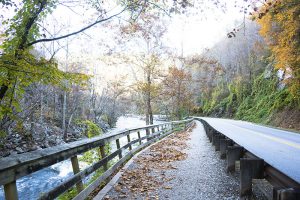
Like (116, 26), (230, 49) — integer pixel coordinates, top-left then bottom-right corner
(153, 121), (240, 200)
(104, 122), (256, 200)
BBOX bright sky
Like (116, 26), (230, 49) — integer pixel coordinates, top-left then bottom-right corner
(168, 0), (244, 55)
(43, 0), (245, 57)
(41, 0), (246, 90)
(0, 0), (247, 90)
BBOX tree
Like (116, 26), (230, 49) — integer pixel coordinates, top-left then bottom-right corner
(0, 0), (192, 129)
(255, 0), (300, 104)
(120, 12), (168, 125)
(162, 66), (193, 119)
(131, 54), (162, 125)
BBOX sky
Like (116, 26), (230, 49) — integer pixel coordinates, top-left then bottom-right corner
(165, 1), (246, 56)
(40, 0), (247, 91)
(40, 0), (246, 57)
(0, 0), (249, 91)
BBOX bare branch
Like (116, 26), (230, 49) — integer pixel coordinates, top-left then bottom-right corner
(27, 7), (128, 47)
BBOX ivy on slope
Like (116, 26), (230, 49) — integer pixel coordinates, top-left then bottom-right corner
(202, 70), (295, 125)
(235, 73), (293, 124)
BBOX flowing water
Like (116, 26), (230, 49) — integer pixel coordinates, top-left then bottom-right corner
(0, 116), (160, 200)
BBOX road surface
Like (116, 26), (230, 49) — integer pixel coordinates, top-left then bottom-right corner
(198, 117), (300, 184)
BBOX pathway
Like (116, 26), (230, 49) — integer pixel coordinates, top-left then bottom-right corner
(99, 121), (251, 199)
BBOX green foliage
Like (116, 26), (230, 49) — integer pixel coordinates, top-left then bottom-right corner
(77, 120), (103, 138)
(0, 0), (89, 130)
(59, 120), (112, 199)
(201, 82), (229, 115)
(235, 74), (293, 123)
(201, 69), (295, 124)
(0, 130), (6, 138)
(58, 187), (78, 200)
(76, 120), (110, 164)
(0, 50), (89, 123)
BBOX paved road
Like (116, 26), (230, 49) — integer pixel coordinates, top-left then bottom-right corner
(198, 117), (300, 184)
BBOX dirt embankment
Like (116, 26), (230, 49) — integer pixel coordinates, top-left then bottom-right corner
(271, 108), (300, 132)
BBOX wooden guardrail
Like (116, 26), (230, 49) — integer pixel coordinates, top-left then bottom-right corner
(195, 118), (300, 200)
(0, 119), (193, 200)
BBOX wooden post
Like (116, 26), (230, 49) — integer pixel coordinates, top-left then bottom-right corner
(127, 134), (132, 151)
(208, 128), (213, 142)
(4, 181), (18, 200)
(212, 133), (219, 146)
(146, 128), (151, 141)
(116, 139), (122, 159)
(71, 156), (84, 193)
(100, 145), (108, 171)
(240, 158), (264, 196)
(220, 139), (233, 159)
(274, 188), (300, 200)
(226, 146), (244, 173)
(137, 131), (142, 145)
(214, 135), (221, 151)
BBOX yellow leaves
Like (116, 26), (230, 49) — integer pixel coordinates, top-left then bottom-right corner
(111, 129), (192, 198)
(256, 0), (300, 102)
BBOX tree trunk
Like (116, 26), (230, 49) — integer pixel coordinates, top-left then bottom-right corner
(146, 68), (153, 125)
(40, 90), (43, 123)
(62, 91), (67, 140)
(53, 91), (56, 120)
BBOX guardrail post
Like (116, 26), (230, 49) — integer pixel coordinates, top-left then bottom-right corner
(215, 135), (225, 151)
(274, 188), (300, 200)
(220, 139), (233, 159)
(127, 133), (132, 151)
(151, 126), (155, 135)
(70, 156), (84, 193)
(4, 181), (18, 200)
(99, 145), (108, 171)
(212, 132), (219, 146)
(137, 131), (142, 145)
(116, 139), (122, 159)
(226, 146), (244, 173)
(240, 158), (264, 196)
(146, 128), (150, 141)
(207, 128), (212, 142)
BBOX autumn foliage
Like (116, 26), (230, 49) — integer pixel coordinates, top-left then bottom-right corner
(256, 0), (300, 103)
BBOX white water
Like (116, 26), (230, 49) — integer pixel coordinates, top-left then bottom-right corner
(0, 116), (160, 200)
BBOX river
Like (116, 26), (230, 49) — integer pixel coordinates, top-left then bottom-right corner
(0, 116), (160, 200)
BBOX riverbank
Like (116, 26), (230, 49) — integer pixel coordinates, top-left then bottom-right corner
(0, 119), (111, 158)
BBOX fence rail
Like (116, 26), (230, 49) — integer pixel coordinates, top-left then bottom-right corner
(195, 117), (300, 200)
(0, 119), (193, 200)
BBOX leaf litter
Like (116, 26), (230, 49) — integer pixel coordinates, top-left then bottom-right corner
(105, 123), (196, 200)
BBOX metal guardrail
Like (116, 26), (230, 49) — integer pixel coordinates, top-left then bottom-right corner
(195, 117), (300, 200)
(0, 119), (193, 200)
